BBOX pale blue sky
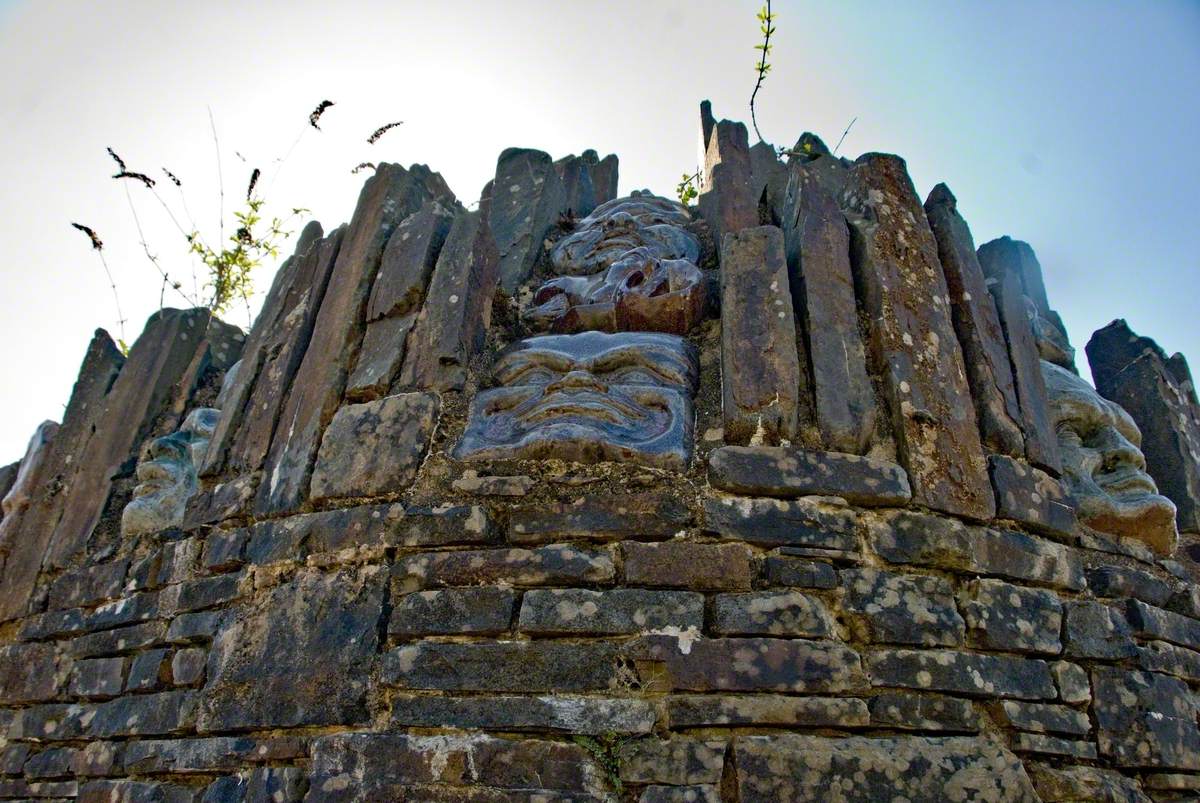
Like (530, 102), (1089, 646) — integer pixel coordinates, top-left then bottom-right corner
(0, 0), (1196, 462)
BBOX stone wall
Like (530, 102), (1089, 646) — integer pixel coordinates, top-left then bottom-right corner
(1, 108), (1199, 802)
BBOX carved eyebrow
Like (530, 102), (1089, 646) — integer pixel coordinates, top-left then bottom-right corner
(493, 351), (577, 383)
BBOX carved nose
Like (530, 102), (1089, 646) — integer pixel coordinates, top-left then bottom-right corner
(545, 370), (607, 394)
(1097, 427), (1146, 473)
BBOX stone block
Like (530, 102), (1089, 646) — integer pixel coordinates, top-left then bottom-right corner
(1010, 732), (1098, 759)
(761, 556), (838, 588)
(1051, 660), (1091, 704)
(842, 568), (964, 646)
(1092, 666), (1200, 770)
(729, 734), (1038, 802)
(197, 566), (385, 732)
(1126, 599), (1200, 651)
(24, 746), (76, 778)
(182, 473), (257, 530)
(1139, 641), (1200, 683)
(508, 493), (691, 544)
(1028, 763), (1150, 803)
(719, 225), (800, 445)
(167, 610), (224, 644)
(959, 577), (1063, 654)
(708, 446), (910, 505)
(390, 694), (654, 734)
(78, 779), (199, 802)
(122, 736), (302, 774)
(874, 510), (1086, 591)
(617, 738), (724, 786)
(451, 471), (535, 497)
(69, 621), (166, 658)
(639, 785), (720, 803)
(703, 495), (859, 553)
(554, 149), (619, 218)
(88, 690), (198, 738)
(698, 117), (756, 244)
(366, 200), (456, 321)
(519, 588), (704, 636)
(666, 695), (869, 728)
(176, 573), (244, 613)
(622, 541), (752, 591)
(382, 640), (620, 693)
(0, 643), (65, 704)
(201, 529), (247, 572)
(47, 561), (128, 611)
(988, 454), (1076, 537)
(491, 148), (567, 293)
(126, 648), (170, 692)
(711, 591), (834, 638)
(867, 648), (1056, 699)
(1087, 565), (1174, 607)
(394, 545), (614, 592)
(997, 701), (1090, 736)
(0, 744), (28, 775)
(867, 692), (982, 732)
(389, 586), (516, 637)
(625, 635), (865, 693)
(343, 312), (417, 401)
(171, 647), (207, 686)
(1064, 600), (1137, 659)
(309, 392), (438, 500)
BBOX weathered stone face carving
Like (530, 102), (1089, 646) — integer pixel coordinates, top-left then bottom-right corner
(121, 407), (219, 537)
(525, 247), (706, 334)
(1042, 360), (1177, 553)
(549, 192), (700, 277)
(454, 331), (699, 470)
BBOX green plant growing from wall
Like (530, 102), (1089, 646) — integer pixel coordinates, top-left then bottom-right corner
(749, 0), (776, 145)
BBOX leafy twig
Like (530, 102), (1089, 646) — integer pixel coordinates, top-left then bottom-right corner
(749, 1), (776, 144)
(676, 169), (701, 206)
(367, 121), (403, 144)
(351, 162), (376, 175)
(308, 100), (334, 130)
(246, 168), (261, 201)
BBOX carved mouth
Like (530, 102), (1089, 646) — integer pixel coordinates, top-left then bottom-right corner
(519, 392), (645, 425)
(1096, 468), (1157, 496)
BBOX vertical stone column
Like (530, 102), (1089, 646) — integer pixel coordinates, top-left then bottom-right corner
(491, 148), (567, 294)
(699, 117), (757, 246)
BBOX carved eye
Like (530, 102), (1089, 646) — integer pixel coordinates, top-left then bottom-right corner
(625, 271), (644, 288)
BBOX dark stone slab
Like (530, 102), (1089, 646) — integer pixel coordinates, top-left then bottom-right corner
(874, 510), (1086, 591)
(309, 391), (438, 501)
(988, 454), (1076, 537)
(1028, 763), (1150, 803)
(366, 201), (456, 321)
(197, 566), (386, 731)
(618, 737), (725, 786)
(397, 209), (500, 391)
(1088, 320), (1200, 534)
(176, 572), (244, 613)
(1092, 666), (1200, 770)
(925, 184), (1025, 457)
(1051, 660), (1091, 704)
(0, 643), (65, 704)
(182, 473), (257, 529)
(122, 736), (304, 774)
(507, 493), (691, 544)
(1087, 564), (1173, 607)
(842, 568), (964, 646)
(625, 635), (865, 693)
(343, 312), (417, 401)
(125, 647), (170, 692)
(87, 690), (198, 738)
(201, 528), (247, 572)
(1126, 599), (1200, 650)
(709, 446), (910, 505)
(171, 647), (206, 686)
(997, 701), (1090, 736)
(381, 640), (621, 692)
(69, 621), (166, 658)
(1140, 641), (1200, 683)
(390, 694), (654, 734)
(70, 656), (126, 699)
(977, 236), (1063, 472)
(729, 734), (1038, 802)
(703, 496), (858, 553)
(389, 586), (516, 637)
(307, 732), (602, 800)
(959, 577), (1063, 654)
(761, 556), (838, 588)
(257, 164), (454, 514)
(47, 560), (127, 610)
(774, 160), (877, 452)
(867, 648), (1056, 699)
(1010, 732), (1098, 759)
(554, 150), (619, 218)
(711, 591), (833, 637)
(204, 225), (344, 476)
(868, 692), (982, 732)
(491, 148), (567, 293)
(698, 118), (756, 245)
(519, 588), (704, 636)
(842, 154), (994, 519)
(394, 544), (614, 591)
(622, 541), (752, 591)
(719, 225), (800, 445)
(1064, 600), (1138, 660)
(666, 694), (869, 728)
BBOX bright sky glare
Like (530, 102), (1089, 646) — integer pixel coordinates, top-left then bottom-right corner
(0, 0), (1197, 463)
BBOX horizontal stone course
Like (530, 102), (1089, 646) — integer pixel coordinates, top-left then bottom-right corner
(702, 496), (859, 553)
(867, 692), (982, 732)
(711, 591), (833, 638)
(842, 568), (963, 647)
(866, 648), (1056, 699)
(996, 701), (1091, 736)
(382, 641), (621, 692)
(959, 578), (1063, 655)
(395, 545), (615, 591)
(389, 694), (655, 734)
(622, 541), (752, 591)
(617, 737), (724, 786)
(707, 446), (911, 505)
(1064, 600), (1137, 659)
(390, 586), (516, 637)
(519, 589), (703, 636)
(1126, 599), (1200, 650)
(508, 494), (691, 544)
(761, 556), (837, 588)
(666, 695), (869, 728)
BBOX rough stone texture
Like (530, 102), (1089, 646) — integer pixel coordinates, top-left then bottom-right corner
(711, 591), (834, 638)
(390, 694), (654, 734)
(867, 649), (1056, 699)
(519, 588), (704, 635)
(1088, 319), (1200, 534)
(698, 117), (756, 245)
(1087, 564), (1173, 607)
(762, 555), (838, 588)
(708, 446), (910, 505)
(382, 640), (621, 692)
(959, 577), (1063, 654)
(203, 225), (343, 476)
(508, 492), (691, 544)
(1091, 667), (1200, 770)
(1028, 763), (1150, 803)
(875, 509), (1085, 590)
(554, 150), (619, 218)
(996, 700), (1090, 736)
(719, 225), (800, 445)
(773, 161), (876, 452)
(491, 147), (567, 293)
(365, 200), (456, 322)
(977, 236), (1063, 473)
(868, 692), (983, 732)
(309, 391), (438, 500)
(618, 738), (724, 786)
(397, 209), (500, 391)
(1126, 599), (1200, 650)
(343, 312), (417, 401)
(988, 454), (1076, 537)
(729, 734), (1038, 802)
(395, 544), (614, 591)
(1064, 600), (1137, 659)
(667, 695), (869, 728)
(622, 541), (752, 591)
(844, 155), (994, 519)
(390, 586), (516, 637)
(703, 495), (858, 553)
(0, 643), (66, 704)
(257, 164), (454, 514)
(842, 568), (965, 646)
(925, 184), (1025, 457)
(197, 566), (385, 731)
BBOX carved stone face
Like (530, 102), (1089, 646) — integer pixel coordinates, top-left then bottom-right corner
(454, 331), (699, 470)
(1042, 360), (1177, 553)
(550, 192), (700, 277)
(526, 247), (707, 334)
(121, 407), (219, 537)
